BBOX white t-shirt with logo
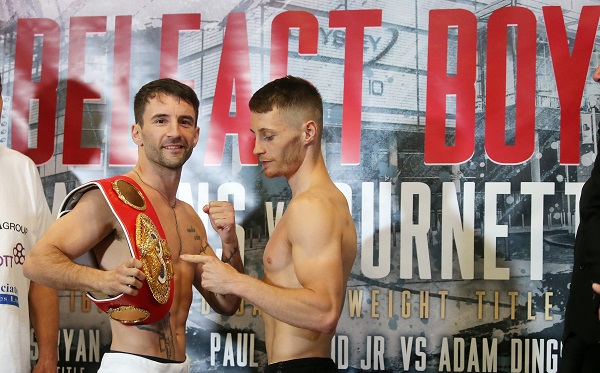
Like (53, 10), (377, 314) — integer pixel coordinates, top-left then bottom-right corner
(0, 146), (53, 372)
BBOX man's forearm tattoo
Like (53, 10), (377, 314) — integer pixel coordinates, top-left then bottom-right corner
(222, 246), (239, 264)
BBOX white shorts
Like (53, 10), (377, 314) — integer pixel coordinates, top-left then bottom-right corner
(98, 352), (190, 373)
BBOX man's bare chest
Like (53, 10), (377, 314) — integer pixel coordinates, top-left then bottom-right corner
(262, 222), (296, 283)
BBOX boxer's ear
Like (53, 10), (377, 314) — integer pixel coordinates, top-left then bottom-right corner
(303, 120), (317, 145)
(132, 123), (143, 146)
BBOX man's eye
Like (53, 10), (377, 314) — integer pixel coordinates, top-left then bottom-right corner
(264, 135), (274, 141)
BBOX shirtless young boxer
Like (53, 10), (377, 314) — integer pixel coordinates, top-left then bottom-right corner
(24, 78), (243, 373)
(181, 76), (357, 372)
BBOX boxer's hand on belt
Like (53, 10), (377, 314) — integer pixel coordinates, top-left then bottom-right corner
(102, 258), (145, 296)
(203, 201), (237, 245)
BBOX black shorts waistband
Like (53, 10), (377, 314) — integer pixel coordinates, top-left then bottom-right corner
(108, 350), (185, 364)
(265, 357), (338, 373)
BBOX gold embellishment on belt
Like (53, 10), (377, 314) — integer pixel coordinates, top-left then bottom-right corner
(112, 179), (146, 211)
(108, 305), (150, 324)
(136, 213), (173, 304)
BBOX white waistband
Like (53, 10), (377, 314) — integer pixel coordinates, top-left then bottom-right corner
(98, 352), (190, 373)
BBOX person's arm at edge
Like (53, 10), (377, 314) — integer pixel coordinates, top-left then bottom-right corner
(28, 281), (58, 373)
(593, 65), (600, 82)
(26, 156), (59, 372)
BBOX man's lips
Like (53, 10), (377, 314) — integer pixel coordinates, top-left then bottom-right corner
(163, 144), (185, 150)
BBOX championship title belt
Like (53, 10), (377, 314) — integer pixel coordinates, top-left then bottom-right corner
(59, 175), (174, 324)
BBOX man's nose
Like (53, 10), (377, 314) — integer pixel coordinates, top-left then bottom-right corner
(166, 121), (182, 137)
(253, 140), (264, 155)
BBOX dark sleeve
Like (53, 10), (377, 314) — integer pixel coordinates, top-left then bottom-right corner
(581, 153), (600, 313)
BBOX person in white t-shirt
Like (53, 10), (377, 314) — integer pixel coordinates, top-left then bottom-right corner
(0, 74), (59, 372)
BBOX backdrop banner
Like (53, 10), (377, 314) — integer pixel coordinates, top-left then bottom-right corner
(1, 0), (598, 372)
